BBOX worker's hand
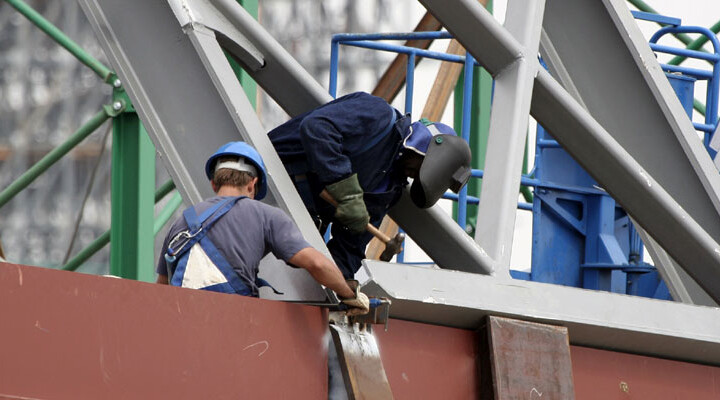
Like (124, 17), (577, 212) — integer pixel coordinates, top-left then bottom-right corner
(325, 174), (369, 234)
(340, 279), (370, 316)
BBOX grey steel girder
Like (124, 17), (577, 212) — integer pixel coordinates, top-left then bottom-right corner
(538, 30), (717, 306)
(541, 0), (720, 303)
(78, 0), (329, 301)
(420, 0), (720, 302)
(79, 0), (494, 290)
(388, 187), (494, 274)
(474, 0), (545, 273)
(360, 260), (720, 366)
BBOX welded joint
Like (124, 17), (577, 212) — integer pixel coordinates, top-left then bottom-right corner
(170, 0), (265, 72)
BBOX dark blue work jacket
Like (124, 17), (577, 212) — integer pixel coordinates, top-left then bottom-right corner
(268, 92), (412, 277)
(269, 91), (411, 192)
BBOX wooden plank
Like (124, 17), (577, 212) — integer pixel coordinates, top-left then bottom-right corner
(367, 39), (467, 260)
(371, 12), (443, 102)
(485, 316), (575, 400)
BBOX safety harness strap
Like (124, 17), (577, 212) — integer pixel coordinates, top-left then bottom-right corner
(166, 196), (282, 296)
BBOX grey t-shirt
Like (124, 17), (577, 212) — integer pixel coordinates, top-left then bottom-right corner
(157, 196), (311, 295)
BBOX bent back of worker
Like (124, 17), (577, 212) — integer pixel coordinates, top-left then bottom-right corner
(158, 195), (310, 297)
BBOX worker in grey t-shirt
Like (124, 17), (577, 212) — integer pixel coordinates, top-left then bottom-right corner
(156, 141), (369, 315)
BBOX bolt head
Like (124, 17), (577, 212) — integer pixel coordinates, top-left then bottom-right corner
(112, 101), (122, 111)
(113, 79), (122, 88)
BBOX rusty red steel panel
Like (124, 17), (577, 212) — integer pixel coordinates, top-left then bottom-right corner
(572, 345), (720, 400)
(486, 316), (575, 399)
(0, 262), (328, 400)
(374, 319), (480, 399)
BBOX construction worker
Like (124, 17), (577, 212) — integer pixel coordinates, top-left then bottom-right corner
(156, 141), (369, 315)
(269, 91), (472, 278)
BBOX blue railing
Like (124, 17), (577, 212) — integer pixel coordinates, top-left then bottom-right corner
(650, 25), (720, 148)
(330, 31), (482, 261)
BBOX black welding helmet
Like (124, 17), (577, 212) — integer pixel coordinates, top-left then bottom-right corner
(403, 120), (472, 208)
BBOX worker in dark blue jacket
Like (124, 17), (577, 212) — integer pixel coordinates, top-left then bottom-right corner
(269, 91), (472, 278)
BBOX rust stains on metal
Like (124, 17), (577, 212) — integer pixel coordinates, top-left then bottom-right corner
(374, 318), (480, 399)
(572, 345), (720, 399)
(485, 316), (576, 400)
(0, 262), (328, 399)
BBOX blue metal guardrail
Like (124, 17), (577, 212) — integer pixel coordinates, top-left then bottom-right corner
(328, 22), (718, 300)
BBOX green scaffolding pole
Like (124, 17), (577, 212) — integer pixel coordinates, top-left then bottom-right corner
(0, 106), (115, 209)
(451, 0), (494, 237)
(225, 0), (259, 109)
(63, 180), (177, 272)
(5, 0), (115, 83)
(626, 0), (720, 117)
(109, 88), (156, 282)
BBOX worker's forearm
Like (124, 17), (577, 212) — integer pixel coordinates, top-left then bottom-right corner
(289, 247), (354, 298)
(306, 261), (354, 299)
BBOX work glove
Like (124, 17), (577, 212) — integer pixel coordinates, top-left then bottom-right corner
(325, 174), (370, 234)
(340, 279), (370, 316)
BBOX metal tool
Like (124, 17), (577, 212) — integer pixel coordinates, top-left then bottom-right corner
(297, 294), (394, 399)
(299, 297), (392, 331)
(320, 189), (405, 261)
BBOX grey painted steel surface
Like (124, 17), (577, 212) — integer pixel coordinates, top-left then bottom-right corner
(541, 0), (720, 282)
(532, 69), (720, 303)
(421, 0), (720, 302)
(79, 0), (495, 291)
(635, 222), (717, 306)
(388, 188), (494, 275)
(474, 0), (545, 273)
(361, 260), (720, 366)
(181, 0), (494, 275)
(539, 31), (717, 306)
(78, 0), (328, 301)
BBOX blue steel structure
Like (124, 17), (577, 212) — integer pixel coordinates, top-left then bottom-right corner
(328, 19), (719, 300)
(529, 12), (719, 299)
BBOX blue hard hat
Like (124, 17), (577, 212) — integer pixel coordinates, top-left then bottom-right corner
(205, 141), (268, 200)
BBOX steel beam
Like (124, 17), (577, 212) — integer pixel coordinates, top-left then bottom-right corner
(421, 0), (720, 302)
(78, 0), (328, 301)
(474, 0), (545, 273)
(360, 260), (720, 366)
(389, 188), (494, 274)
(539, 0), (720, 302)
(80, 0), (495, 281)
(539, 30), (717, 306)
(635, 224), (717, 306)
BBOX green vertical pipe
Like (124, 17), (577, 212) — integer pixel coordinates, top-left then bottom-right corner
(62, 180), (177, 272)
(452, 0), (493, 236)
(225, 0), (258, 108)
(153, 192), (183, 235)
(110, 89), (155, 282)
(0, 108), (111, 209)
(5, 0), (115, 83)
